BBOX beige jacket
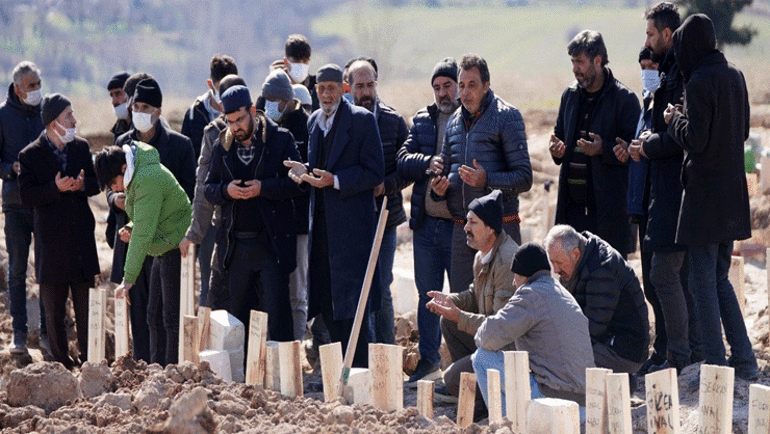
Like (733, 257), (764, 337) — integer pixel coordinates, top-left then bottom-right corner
(449, 232), (518, 338)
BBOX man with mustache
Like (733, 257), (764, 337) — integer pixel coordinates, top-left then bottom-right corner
(347, 58), (409, 346)
(431, 53), (532, 296)
(397, 57), (461, 384)
(549, 30), (641, 259)
(426, 190), (517, 404)
(545, 225), (649, 377)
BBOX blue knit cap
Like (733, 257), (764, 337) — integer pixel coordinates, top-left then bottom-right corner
(221, 85), (252, 114)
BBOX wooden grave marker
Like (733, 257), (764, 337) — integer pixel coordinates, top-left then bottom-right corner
(343, 368), (372, 406)
(585, 368), (612, 434)
(197, 306), (211, 349)
(645, 367), (680, 434)
(749, 384), (770, 434)
(319, 342), (343, 402)
(748, 172), (760, 196)
(488, 368), (503, 425)
(88, 287), (107, 363)
(278, 340), (303, 398)
(457, 372), (476, 428)
(504, 351), (530, 433)
(179, 243), (196, 360)
(761, 157), (770, 194)
(698, 364), (734, 434)
(114, 293), (130, 359)
(527, 398), (580, 434)
(245, 310), (268, 386)
(606, 373), (633, 434)
(264, 341), (281, 391)
(369, 343), (403, 412)
(182, 314), (200, 364)
(417, 380), (434, 420)
(728, 255), (746, 315)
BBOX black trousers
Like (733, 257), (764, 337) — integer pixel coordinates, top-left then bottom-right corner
(128, 257), (153, 363)
(40, 280), (90, 369)
(228, 234), (293, 343)
(148, 249), (181, 366)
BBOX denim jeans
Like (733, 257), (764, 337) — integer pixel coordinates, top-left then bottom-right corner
(472, 348), (544, 417)
(413, 216), (453, 365)
(688, 242), (757, 374)
(626, 159), (648, 217)
(370, 227), (397, 344)
(3, 211), (42, 335)
(197, 223), (216, 307)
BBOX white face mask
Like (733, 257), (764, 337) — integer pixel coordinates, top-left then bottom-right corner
(113, 102), (129, 120)
(265, 100), (283, 121)
(23, 88), (42, 106)
(289, 63), (309, 83)
(132, 110), (155, 133)
(641, 69), (661, 94)
(55, 121), (76, 144)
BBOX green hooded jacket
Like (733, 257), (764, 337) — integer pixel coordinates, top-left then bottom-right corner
(123, 141), (192, 284)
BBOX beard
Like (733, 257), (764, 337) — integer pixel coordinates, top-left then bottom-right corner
(438, 98), (458, 114)
(321, 98), (341, 116)
(233, 117), (255, 142)
(355, 95), (375, 112)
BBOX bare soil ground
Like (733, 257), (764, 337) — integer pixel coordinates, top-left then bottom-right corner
(1, 108), (770, 433)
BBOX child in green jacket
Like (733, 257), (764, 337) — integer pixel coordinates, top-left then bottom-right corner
(95, 141), (192, 365)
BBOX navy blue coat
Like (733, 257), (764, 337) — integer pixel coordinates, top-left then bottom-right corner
(0, 83), (43, 212)
(204, 116), (302, 275)
(553, 69), (640, 256)
(397, 103), (440, 230)
(306, 98), (385, 321)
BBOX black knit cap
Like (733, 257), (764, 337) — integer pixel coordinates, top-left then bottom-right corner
(316, 64), (343, 83)
(41, 93), (72, 126)
(431, 57), (458, 85)
(133, 78), (162, 108)
(510, 242), (551, 277)
(467, 189), (503, 234)
(107, 72), (130, 91)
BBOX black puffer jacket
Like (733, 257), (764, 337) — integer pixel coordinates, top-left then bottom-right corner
(668, 14), (751, 246)
(0, 83), (43, 212)
(397, 103), (440, 229)
(441, 89), (532, 218)
(375, 100), (409, 230)
(568, 232), (650, 364)
(641, 48), (685, 253)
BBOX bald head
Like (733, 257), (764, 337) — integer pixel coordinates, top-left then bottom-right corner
(348, 60), (378, 112)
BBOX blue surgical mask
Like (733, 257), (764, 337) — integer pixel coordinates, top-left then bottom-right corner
(641, 69), (660, 94)
(265, 100), (282, 122)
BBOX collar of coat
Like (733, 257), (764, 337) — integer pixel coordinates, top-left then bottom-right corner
(220, 110), (269, 152)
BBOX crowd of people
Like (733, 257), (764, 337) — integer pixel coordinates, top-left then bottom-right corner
(0, 1), (758, 416)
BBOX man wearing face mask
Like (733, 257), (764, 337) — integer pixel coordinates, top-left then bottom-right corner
(108, 72), (131, 141)
(626, 2), (701, 375)
(397, 57), (461, 383)
(18, 94), (101, 368)
(182, 55), (238, 160)
(260, 69), (310, 341)
(346, 58), (409, 346)
(0, 61), (45, 354)
(283, 34), (319, 112)
(116, 78), (195, 200)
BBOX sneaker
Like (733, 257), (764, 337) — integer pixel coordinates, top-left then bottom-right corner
(406, 359), (442, 384)
(9, 332), (27, 355)
(434, 385), (458, 404)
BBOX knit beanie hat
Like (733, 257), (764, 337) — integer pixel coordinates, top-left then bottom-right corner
(133, 78), (162, 108)
(221, 85), (252, 114)
(431, 57), (458, 85)
(467, 189), (503, 234)
(510, 242), (551, 277)
(262, 70), (294, 101)
(316, 64), (343, 83)
(107, 72), (130, 91)
(41, 93), (72, 126)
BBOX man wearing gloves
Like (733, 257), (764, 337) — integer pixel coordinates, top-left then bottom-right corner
(472, 242), (594, 411)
